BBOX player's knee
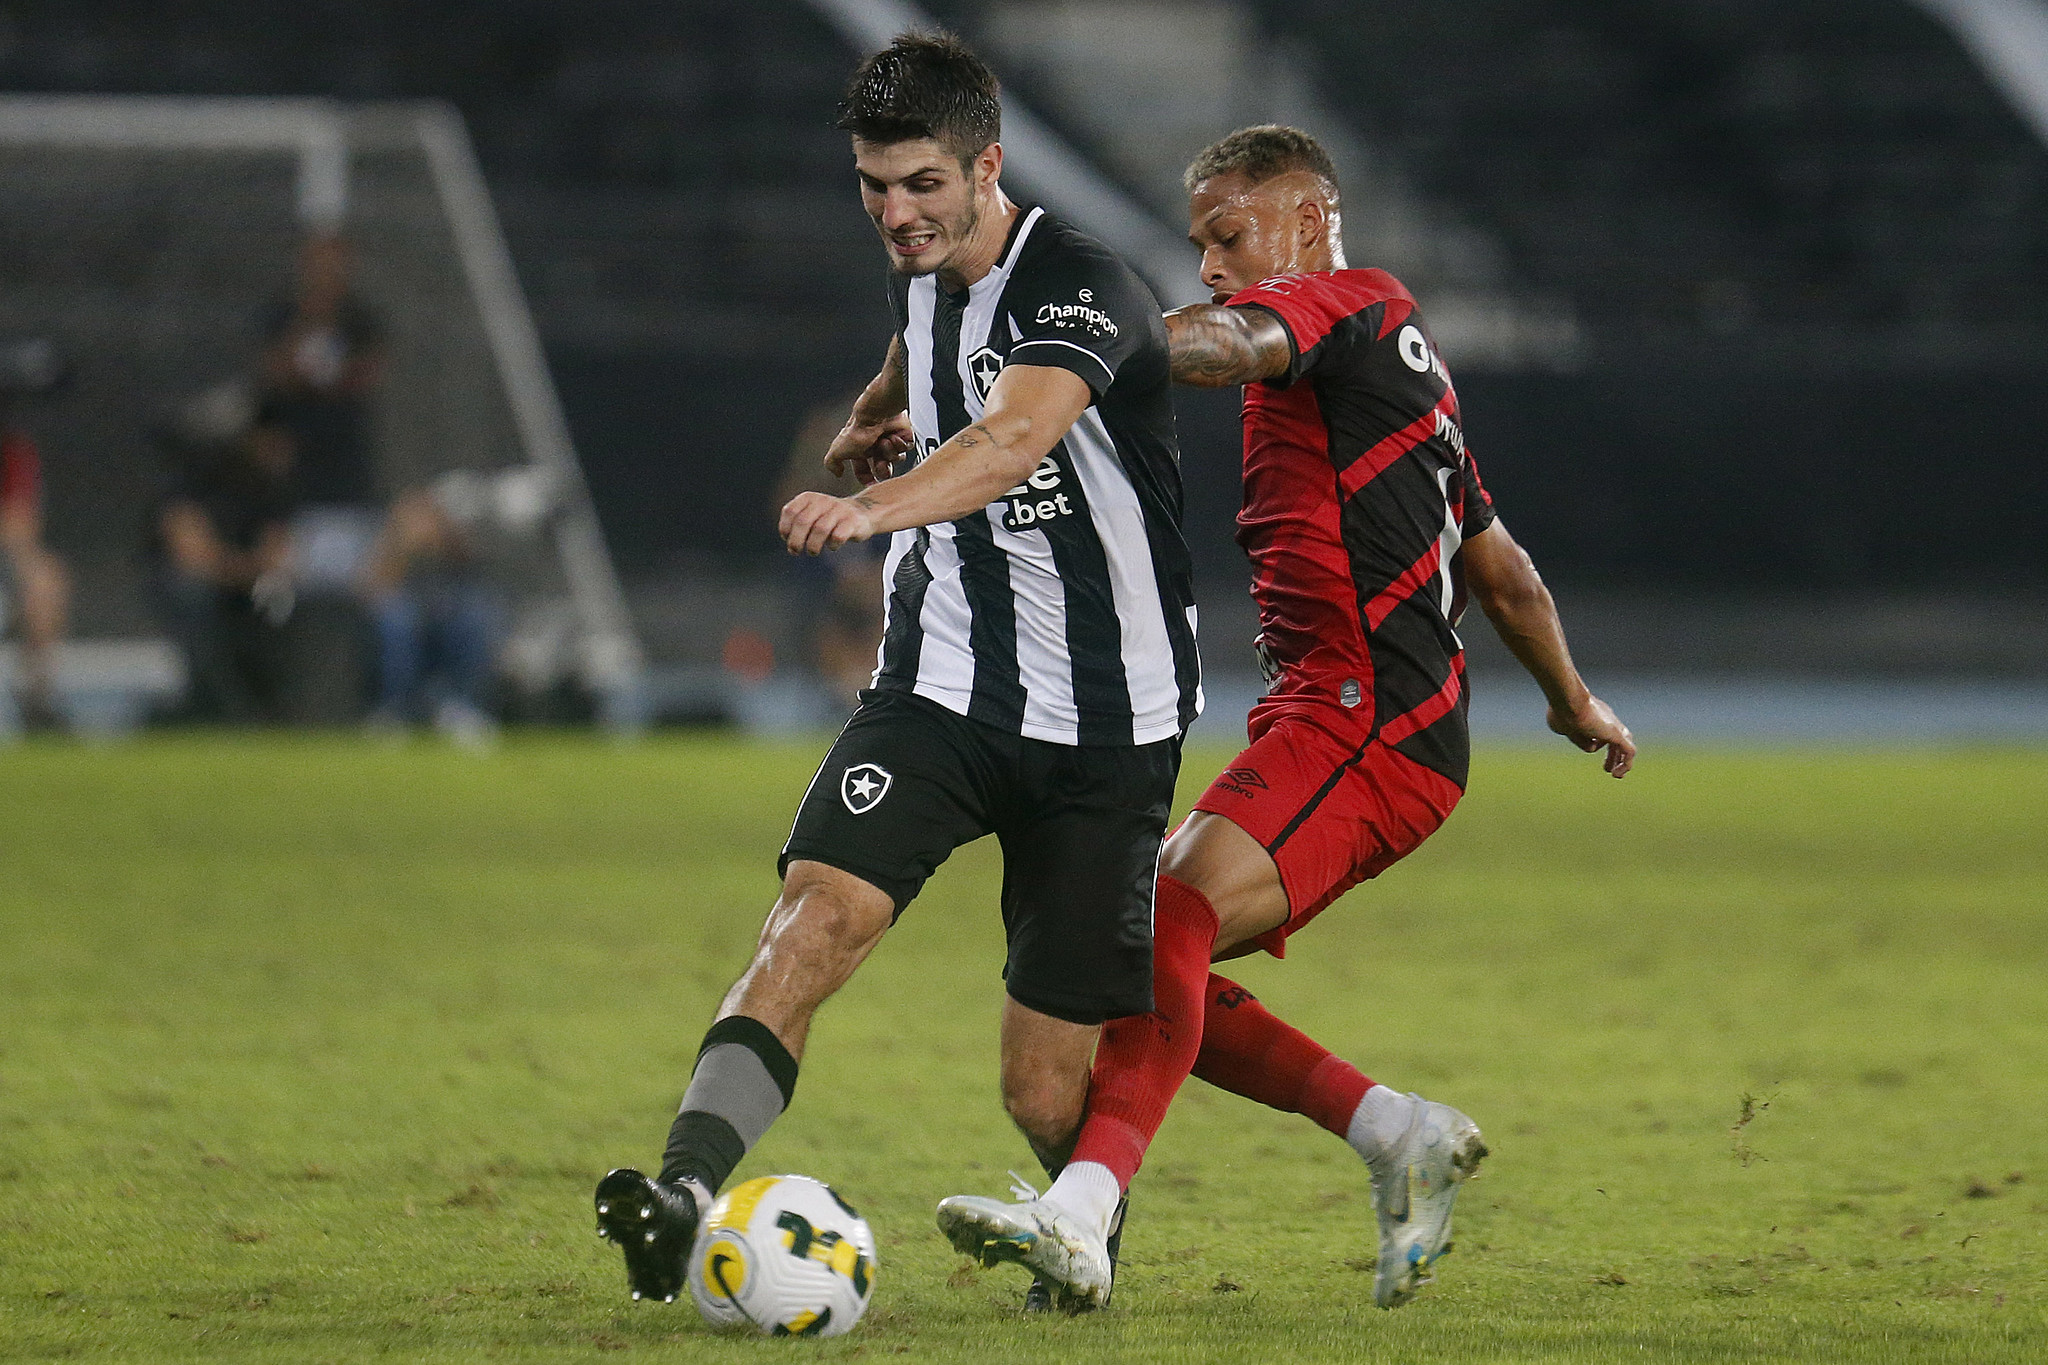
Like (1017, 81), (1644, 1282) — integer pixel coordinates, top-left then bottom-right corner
(773, 864), (891, 953)
(999, 1066), (1084, 1149)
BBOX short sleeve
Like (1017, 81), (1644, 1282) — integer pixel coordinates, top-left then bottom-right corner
(1227, 271), (1410, 388)
(1460, 452), (1498, 537)
(1003, 246), (1159, 399)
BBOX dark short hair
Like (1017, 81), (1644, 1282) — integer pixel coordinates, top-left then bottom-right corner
(837, 31), (1001, 166)
(1184, 124), (1341, 203)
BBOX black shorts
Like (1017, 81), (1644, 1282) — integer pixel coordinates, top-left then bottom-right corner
(781, 688), (1181, 1025)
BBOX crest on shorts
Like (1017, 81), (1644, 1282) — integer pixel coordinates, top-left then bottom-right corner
(840, 763), (893, 815)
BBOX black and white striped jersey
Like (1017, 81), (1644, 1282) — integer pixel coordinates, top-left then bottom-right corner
(876, 206), (1202, 747)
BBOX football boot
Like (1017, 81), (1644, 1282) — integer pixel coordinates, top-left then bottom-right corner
(593, 1168), (706, 1304)
(1371, 1096), (1488, 1309)
(938, 1175), (1113, 1312)
(1025, 1194), (1125, 1313)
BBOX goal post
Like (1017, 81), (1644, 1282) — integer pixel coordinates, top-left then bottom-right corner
(0, 94), (646, 729)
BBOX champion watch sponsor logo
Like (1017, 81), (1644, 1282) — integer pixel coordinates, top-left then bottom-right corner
(840, 763), (892, 814)
(1035, 300), (1119, 337)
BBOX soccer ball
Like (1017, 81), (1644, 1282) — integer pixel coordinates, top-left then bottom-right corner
(688, 1174), (877, 1337)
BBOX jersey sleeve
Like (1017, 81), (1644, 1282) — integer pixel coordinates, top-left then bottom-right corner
(1460, 451), (1498, 537)
(1226, 271), (1410, 389)
(1003, 246), (1158, 399)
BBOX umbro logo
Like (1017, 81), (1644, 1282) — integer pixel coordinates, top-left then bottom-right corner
(1215, 766), (1265, 799)
(840, 763), (892, 815)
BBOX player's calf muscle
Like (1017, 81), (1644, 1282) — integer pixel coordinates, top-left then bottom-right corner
(1000, 1001), (1098, 1166)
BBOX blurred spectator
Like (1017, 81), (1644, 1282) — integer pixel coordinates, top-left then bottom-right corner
(0, 340), (73, 731)
(261, 232), (387, 592)
(775, 395), (885, 703)
(149, 401), (297, 722)
(359, 467), (560, 746)
(1, 414), (72, 729)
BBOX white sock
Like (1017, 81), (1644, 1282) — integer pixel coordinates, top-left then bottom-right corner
(1345, 1085), (1416, 1168)
(1044, 1160), (1122, 1242)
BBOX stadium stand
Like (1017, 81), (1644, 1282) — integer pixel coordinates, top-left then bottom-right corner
(1235, 0), (2048, 596)
(3, 0), (2043, 685)
(1246, 0), (2048, 339)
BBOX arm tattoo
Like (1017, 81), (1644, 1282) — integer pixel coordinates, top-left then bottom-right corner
(1165, 305), (1290, 387)
(852, 492), (878, 511)
(953, 421), (997, 451)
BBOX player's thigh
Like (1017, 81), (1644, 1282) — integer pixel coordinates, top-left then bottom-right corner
(780, 689), (998, 918)
(994, 736), (1181, 1025)
(1246, 733), (1462, 956)
(1189, 701), (1374, 922)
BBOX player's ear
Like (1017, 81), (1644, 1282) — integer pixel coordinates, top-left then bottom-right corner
(974, 141), (1003, 191)
(1296, 195), (1328, 253)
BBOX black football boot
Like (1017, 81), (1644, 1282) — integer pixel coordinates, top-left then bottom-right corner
(593, 1168), (704, 1303)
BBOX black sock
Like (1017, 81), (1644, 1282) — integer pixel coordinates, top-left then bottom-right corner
(658, 1016), (798, 1194)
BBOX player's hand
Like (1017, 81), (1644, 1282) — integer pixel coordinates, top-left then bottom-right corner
(824, 410), (914, 486)
(779, 491), (876, 555)
(1547, 694), (1636, 777)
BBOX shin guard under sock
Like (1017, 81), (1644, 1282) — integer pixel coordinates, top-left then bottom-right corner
(659, 1015), (798, 1193)
(1062, 876), (1220, 1189)
(1191, 974), (1373, 1137)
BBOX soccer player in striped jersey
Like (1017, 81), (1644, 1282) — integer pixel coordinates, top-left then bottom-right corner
(939, 126), (1635, 1312)
(594, 33), (1200, 1304)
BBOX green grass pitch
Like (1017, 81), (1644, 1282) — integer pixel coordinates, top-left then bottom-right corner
(2, 734), (2045, 1362)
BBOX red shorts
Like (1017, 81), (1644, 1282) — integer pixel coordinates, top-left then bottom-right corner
(1191, 696), (1463, 957)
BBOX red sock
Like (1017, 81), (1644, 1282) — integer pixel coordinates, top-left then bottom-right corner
(1066, 876), (1220, 1187)
(1191, 974), (1372, 1137)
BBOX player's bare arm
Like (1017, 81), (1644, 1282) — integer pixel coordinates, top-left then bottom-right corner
(779, 363), (1091, 555)
(1463, 519), (1636, 776)
(823, 334), (914, 485)
(1163, 304), (1292, 387)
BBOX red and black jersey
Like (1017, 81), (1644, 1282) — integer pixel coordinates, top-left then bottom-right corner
(1227, 268), (1496, 787)
(0, 429), (41, 512)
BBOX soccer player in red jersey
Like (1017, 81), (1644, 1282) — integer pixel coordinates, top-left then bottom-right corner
(939, 126), (1634, 1311)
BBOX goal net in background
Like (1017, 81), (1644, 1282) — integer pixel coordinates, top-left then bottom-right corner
(0, 96), (643, 731)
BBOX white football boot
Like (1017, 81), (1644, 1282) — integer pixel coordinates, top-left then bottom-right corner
(936, 1175), (1114, 1311)
(1371, 1096), (1488, 1309)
